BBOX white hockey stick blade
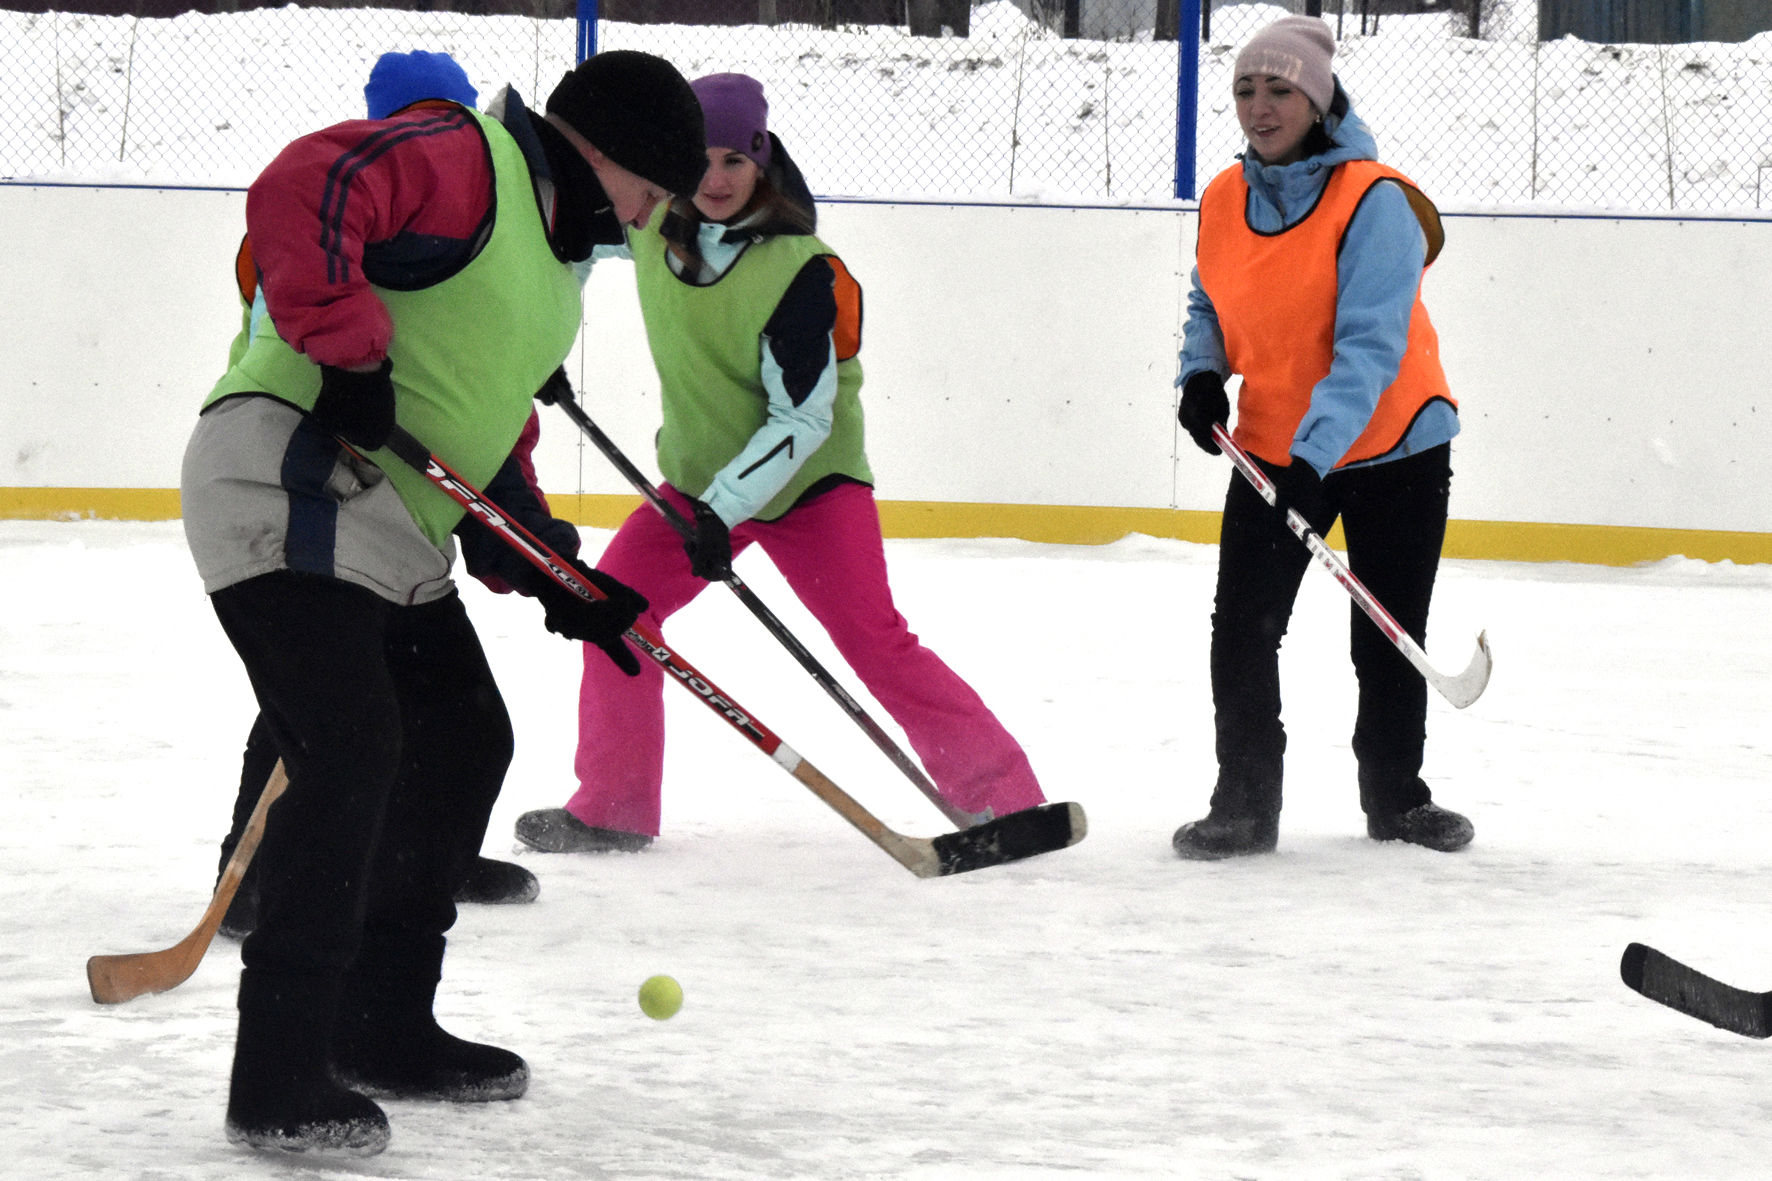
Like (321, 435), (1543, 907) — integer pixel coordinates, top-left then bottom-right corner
(1429, 629), (1492, 710)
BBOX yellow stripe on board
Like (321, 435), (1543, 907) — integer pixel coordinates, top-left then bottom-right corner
(0, 488), (184, 521)
(877, 501), (1224, 547)
(4, 488), (1768, 567)
(875, 502), (1772, 566)
(1441, 518), (1772, 567)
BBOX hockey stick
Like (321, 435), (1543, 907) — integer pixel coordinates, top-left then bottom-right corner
(86, 760), (288, 1004)
(542, 386), (982, 829)
(1210, 423), (1492, 709)
(379, 425), (1084, 878)
(1620, 942), (1772, 1038)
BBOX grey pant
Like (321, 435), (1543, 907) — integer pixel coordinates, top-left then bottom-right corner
(181, 394), (456, 604)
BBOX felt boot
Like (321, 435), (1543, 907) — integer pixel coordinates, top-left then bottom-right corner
(1173, 768), (1281, 861)
(224, 970), (389, 1155)
(452, 856), (539, 904)
(514, 807), (652, 853)
(1359, 765), (1473, 852)
(1367, 801), (1474, 851)
(333, 947), (527, 1103)
(1171, 810), (1280, 860)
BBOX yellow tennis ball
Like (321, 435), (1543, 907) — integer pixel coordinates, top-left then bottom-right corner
(638, 974), (683, 1020)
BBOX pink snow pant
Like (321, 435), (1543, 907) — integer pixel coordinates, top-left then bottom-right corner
(567, 481), (1045, 836)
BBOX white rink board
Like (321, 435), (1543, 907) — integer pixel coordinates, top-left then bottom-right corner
(0, 185), (247, 493)
(1426, 211), (1772, 533)
(2, 183), (1769, 534)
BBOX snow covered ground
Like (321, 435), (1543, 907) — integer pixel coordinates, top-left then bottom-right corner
(5, 518), (1771, 1178)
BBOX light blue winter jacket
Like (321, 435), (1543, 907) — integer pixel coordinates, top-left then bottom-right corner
(1178, 85), (1459, 477)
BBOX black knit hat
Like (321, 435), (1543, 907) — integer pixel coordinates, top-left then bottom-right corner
(546, 51), (707, 197)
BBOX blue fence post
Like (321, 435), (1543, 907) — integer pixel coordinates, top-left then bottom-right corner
(1174, 0), (1201, 200)
(576, 0), (598, 62)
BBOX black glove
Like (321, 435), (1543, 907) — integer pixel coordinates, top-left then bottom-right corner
(528, 557), (649, 677)
(683, 499), (733, 582)
(1270, 458), (1328, 527)
(535, 366), (573, 406)
(1177, 371), (1230, 455)
(311, 360), (396, 450)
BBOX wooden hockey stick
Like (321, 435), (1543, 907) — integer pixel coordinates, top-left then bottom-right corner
(86, 760), (288, 1004)
(1211, 423), (1492, 709)
(379, 424), (1085, 877)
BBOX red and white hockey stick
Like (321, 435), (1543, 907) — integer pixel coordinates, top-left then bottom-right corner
(380, 425), (1084, 877)
(1211, 423), (1491, 709)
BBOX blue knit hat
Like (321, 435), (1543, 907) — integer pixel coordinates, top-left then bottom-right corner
(364, 50), (478, 120)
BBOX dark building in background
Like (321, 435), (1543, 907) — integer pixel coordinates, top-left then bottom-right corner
(7, 0), (1769, 42)
(0, 0), (916, 21)
(1539, 0), (1772, 42)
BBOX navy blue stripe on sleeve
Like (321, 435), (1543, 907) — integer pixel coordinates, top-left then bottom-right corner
(317, 110), (478, 285)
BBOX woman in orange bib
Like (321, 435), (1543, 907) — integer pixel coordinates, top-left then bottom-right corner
(1171, 16), (1472, 860)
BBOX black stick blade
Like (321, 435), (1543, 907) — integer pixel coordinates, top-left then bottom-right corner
(1621, 942), (1772, 1039)
(930, 802), (1086, 876)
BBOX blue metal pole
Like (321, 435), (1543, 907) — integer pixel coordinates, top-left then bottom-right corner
(1174, 0), (1201, 200)
(576, 0), (598, 62)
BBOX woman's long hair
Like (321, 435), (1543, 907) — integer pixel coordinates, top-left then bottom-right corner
(1300, 82), (1351, 159)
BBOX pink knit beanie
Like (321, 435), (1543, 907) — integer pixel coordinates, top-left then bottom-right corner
(1234, 16), (1336, 114)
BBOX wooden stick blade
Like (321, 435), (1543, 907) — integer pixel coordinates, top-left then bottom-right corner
(84, 761), (288, 1005)
(87, 940), (205, 1005)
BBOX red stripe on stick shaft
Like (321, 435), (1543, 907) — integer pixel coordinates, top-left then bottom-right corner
(387, 429), (784, 757)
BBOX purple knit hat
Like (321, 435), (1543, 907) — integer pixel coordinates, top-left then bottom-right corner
(1234, 16), (1336, 114)
(692, 73), (771, 169)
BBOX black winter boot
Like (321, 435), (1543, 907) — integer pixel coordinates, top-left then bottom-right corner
(1173, 768), (1281, 861)
(225, 970), (389, 1156)
(334, 957), (528, 1103)
(1359, 767), (1473, 852)
(453, 856), (539, 905)
(514, 807), (652, 853)
(1367, 802), (1474, 851)
(1172, 811), (1280, 860)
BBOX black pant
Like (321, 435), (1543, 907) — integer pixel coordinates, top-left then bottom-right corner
(210, 571), (512, 983)
(1208, 445), (1450, 819)
(220, 714), (279, 870)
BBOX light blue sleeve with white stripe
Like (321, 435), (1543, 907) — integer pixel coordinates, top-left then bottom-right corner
(698, 335), (840, 528)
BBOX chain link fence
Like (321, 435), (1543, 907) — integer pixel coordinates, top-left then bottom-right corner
(3, 0), (1771, 210)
